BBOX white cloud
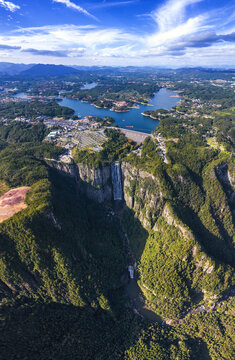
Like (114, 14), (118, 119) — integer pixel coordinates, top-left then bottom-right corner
(146, 0), (207, 49)
(1, 1), (235, 67)
(89, 1), (137, 9)
(52, 0), (98, 20)
(152, 0), (202, 32)
(0, 0), (20, 12)
(146, 14), (208, 48)
(14, 24), (98, 34)
(11, 24), (137, 50)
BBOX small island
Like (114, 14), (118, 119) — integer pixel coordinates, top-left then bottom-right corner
(142, 108), (169, 119)
(62, 79), (160, 112)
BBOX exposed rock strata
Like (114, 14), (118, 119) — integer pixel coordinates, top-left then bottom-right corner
(216, 163), (235, 212)
(121, 162), (164, 229)
(77, 163), (112, 203)
(46, 159), (112, 203)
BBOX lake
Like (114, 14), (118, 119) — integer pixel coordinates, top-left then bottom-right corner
(15, 87), (181, 134)
(59, 88), (181, 133)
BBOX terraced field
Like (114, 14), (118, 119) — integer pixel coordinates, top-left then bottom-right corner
(77, 131), (106, 149)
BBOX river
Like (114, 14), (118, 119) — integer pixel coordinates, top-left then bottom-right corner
(14, 87), (181, 134)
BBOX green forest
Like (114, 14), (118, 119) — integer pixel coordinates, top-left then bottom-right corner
(73, 128), (137, 167)
(0, 99), (74, 119)
(0, 68), (234, 360)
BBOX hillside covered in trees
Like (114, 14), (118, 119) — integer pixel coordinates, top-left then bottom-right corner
(0, 117), (234, 360)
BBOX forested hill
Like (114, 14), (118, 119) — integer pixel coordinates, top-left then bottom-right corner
(0, 123), (234, 360)
(18, 64), (80, 78)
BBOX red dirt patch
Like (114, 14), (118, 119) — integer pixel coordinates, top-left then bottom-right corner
(0, 187), (30, 223)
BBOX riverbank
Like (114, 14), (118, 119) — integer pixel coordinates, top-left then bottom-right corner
(141, 112), (158, 119)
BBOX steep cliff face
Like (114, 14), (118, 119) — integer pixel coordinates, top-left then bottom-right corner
(45, 159), (79, 179)
(77, 163), (112, 203)
(46, 159), (113, 203)
(216, 163), (235, 214)
(121, 162), (165, 229)
(48, 157), (168, 229)
(121, 160), (235, 320)
(0, 170), (126, 313)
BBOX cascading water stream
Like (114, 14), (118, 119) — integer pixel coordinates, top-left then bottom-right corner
(111, 162), (123, 201)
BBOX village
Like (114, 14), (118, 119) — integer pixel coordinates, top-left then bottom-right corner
(45, 115), (112, 150)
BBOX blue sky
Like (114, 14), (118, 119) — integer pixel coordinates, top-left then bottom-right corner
(0, 0), (235, 67)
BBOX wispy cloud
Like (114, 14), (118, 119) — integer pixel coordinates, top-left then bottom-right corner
(146, 14), (208, 48)
(145, 0), (207, 48)
(1, 0), (235, 67)
(52, 0), (98, 20)
(0, 0), (20, 12)
(14, 24), (98, 34)
(22, 48), (69, 57)
(152, 0), (202, 32)
(143, 0), (235, 58)
(11, 24), (136, 49)
(0, 43), (21, 50)
(89, 1), (137, 9)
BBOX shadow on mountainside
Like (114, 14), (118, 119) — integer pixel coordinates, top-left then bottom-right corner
(120, 207), (149, 262)
(0, 167), (218, 360)
(0, 299), (213, 360)
(188, 338), (212, 360)
(0, 301), (143, 360)
(179, 205), (235, 266)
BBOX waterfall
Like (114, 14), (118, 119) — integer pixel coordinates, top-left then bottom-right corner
(111, 162), (123, 201)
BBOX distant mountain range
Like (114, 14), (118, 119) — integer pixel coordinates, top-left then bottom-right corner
(0, 62), (234, 78)
(0, 63), (80, 78)
(0, 62), (33, 76)
(18, 64), (80, 78)
(177, 67), (235, 73)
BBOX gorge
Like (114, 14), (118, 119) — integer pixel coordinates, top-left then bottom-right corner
(46, 150), (235, 321)
(0, 130), (234, 360)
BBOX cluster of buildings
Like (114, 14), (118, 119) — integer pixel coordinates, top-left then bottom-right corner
(44, 116), (107, 150)
(210, 79), (235, 89)
(0, 113), (47, 124)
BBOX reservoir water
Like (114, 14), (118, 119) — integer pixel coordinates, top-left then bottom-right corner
(59, 88), (180, 133)
(15, 87), (181, 134)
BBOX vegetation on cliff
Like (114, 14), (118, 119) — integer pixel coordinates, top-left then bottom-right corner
(122, 136), (234, 320)
(0, 75), (234, 359)
(73, 128), (136, 168)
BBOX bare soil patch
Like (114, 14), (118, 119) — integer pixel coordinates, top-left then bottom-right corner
(0, 187), (30, 223)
